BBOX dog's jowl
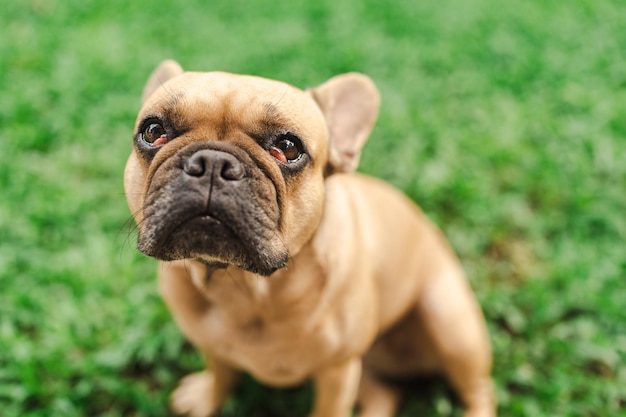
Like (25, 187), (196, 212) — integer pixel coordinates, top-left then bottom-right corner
(124, 60), (496, 417)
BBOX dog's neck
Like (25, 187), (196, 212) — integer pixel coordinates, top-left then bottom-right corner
(184, 245), (334, 328)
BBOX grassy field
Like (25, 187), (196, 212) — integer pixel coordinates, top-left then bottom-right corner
(1, 0), (625, 416)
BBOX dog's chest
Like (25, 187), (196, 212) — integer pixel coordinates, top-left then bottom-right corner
(197, 269), (340, 386)
(203, 303), (339, 385)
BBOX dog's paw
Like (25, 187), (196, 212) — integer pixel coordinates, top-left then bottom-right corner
(171, 371), (220, 417)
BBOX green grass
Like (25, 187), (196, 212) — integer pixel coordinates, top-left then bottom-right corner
(1, 0), (625, 416)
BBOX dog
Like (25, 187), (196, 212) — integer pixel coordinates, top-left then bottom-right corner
(124, 60), (496, 417)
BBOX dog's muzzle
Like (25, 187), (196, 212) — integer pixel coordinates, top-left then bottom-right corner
(137, 142), (287, 276)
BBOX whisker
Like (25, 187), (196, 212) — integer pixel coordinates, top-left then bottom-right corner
(225, 266), (250, 299)
(116, 206), (147, 259)
(271, 84), (290, 108)
(117, 203), (153, 254)
(155, 70), (177, 99)
(270, 228), (289, 266)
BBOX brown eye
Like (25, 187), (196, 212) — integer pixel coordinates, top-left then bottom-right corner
(270, 135), (302, 164)
(143, 123), (169, 146)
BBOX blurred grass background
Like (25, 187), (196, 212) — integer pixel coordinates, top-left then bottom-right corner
(1, 0), (625, 416)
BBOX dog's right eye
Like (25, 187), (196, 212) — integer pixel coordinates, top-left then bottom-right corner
(142, 123), (169, 146)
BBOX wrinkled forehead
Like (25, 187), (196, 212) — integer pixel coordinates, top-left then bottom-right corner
(138, 72), (328, 146)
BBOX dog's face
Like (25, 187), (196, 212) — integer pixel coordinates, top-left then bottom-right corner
(125, 61), (379, 275)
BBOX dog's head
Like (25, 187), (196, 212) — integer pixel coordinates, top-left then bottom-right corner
(124, 60), (379, 275)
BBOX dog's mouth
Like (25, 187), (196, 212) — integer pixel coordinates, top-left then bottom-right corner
(136, 143), (288, 276)
(139, 202), (288, 276)
(180, 213), (222, 228)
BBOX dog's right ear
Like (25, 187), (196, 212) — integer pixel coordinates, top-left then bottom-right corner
(141, 60), (184, 103)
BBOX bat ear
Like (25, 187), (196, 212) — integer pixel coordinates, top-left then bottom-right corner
(308, 73), (380, 174)
(141, 60), (184, 103)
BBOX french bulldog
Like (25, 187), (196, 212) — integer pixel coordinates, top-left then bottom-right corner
(124, 60), (496, 417)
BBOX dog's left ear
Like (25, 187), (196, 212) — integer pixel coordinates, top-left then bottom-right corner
(141, 60), (185, 103)
(309, 73), (380, 174)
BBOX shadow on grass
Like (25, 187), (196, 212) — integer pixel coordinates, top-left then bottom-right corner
(216, 374), (460, 417)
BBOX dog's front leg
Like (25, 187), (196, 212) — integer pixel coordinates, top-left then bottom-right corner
(310, 357), (362, 417)
(171, 355), (239, 417)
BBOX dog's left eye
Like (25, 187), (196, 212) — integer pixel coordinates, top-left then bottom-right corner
(270, 134), (303, 164)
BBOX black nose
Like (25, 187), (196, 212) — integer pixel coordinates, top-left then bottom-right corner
(183, 149), (245, 181)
